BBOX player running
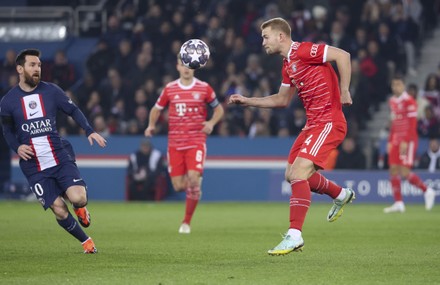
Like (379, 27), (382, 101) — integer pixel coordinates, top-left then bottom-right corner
(145, 55), (224, 234)
(0, 49), (107, 253)
(384, 75), (436, 213)
(228, 17), (355, 255)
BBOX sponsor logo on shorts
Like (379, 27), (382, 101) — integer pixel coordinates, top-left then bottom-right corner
(73, 178), (83, 182)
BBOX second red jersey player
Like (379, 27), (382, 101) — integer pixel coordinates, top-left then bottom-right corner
(145, 55), (224, 234)
(384, 75), (436, 213)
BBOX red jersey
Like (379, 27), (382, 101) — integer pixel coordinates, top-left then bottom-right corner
(155, 78), (219, 149)
(281, 42), (346, 129)
(389, 92), (418, 145)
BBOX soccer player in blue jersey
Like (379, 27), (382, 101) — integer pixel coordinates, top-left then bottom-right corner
(0, 49), (107, 253)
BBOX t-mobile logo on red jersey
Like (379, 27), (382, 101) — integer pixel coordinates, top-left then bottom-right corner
(175, 103), (187, 116)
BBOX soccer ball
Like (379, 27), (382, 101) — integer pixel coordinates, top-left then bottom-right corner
(179, 39), (210, 69)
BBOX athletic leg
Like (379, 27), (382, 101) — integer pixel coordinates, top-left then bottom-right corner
(402, 167), (436, 210)
(51, 196), (96, 253)
(268, 157), (313, 256)
(384, 165), (405, 213)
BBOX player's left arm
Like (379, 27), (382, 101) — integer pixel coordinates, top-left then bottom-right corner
(202, 103), (224, 135)
(54, 85), (106, 147)
(404, 100), (418, 145)
(325, 46), (352, 106)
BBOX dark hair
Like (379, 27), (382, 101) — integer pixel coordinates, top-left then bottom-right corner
(391, 74), (405, 83)
(15, 48), (41, 66)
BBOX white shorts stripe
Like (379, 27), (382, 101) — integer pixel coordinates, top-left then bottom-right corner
(310, 123), (332, 156)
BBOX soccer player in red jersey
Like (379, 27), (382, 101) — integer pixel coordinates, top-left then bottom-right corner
(228, 17), (355, 255)
(145, 56), (224, 234)
(384, 75), (436, 213)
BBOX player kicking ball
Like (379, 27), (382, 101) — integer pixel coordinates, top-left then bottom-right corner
(0, 49), (107, 253)
(228, 18), (355, 255)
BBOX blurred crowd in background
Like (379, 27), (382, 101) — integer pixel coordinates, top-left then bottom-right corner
(1, 0), (440, 166)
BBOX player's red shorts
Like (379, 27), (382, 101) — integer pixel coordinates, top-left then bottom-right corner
(388, 140), (417, 168)
(167, 144), (206, 177)
(288, 121), (346, 169)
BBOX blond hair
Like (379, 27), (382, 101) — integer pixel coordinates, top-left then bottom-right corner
(261, 17), (291, 36)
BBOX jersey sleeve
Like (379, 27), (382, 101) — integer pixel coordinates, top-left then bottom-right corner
(205, 84), (220, 108)
(155, 88), (169, 110)
(53, 84), (94, 136)
(405, 99), (418, 141)
(52, 83), (78, 115)
(281, 63), (294, 87)
(297, 42), (328, 64)
(0, 96), (20, 152)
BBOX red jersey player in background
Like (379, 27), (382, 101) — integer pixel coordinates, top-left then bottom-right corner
(229, 17), (354, 256)
(384, 75), (436, 213)
(145, 55), (224, 234)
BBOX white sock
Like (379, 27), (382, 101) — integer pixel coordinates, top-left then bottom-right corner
(336, 188), (347, 201)
(287, 228), (302, 239)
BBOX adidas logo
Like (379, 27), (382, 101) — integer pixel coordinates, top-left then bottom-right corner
(300, 148), (308, 154)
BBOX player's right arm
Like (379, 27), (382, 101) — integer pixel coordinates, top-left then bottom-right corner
(228, 85), (295, 108)
(0, 115), (34, 160)
(144, 106), (161, 137)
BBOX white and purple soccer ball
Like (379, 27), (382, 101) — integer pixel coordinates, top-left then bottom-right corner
(179, 39), (210, 69)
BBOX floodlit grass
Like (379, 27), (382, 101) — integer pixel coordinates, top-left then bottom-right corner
(0, 201), (439, 285)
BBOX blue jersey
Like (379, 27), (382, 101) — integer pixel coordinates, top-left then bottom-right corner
(0, 81), (94, 177)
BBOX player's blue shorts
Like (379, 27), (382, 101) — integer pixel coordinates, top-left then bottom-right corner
(27, 161), (87, 210)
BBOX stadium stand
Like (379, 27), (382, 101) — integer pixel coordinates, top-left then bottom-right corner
(1, 0), (439, 171)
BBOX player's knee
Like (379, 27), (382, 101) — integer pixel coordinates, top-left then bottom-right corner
(51, 199), (69, 220)
(172, 181), (185, 192)
(186, 187), (201, 200)
(72, 199), (88, 208)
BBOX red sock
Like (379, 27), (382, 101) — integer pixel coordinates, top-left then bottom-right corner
(289, 180), (311, 231)
(308, 172), (342, 199)
(407, 172), (427, 192)
(390, 175), (402, 201)
(183, 186), (201, 224)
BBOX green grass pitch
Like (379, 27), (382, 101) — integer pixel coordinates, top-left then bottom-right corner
(0, 201), (439, 285)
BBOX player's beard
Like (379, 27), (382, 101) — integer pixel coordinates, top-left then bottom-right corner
(24, 70), (40, 88)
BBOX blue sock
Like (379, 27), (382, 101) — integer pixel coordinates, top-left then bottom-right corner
(57, 213), (89, 243)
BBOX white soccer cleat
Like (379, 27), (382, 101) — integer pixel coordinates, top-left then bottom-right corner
(327, 188), (355, 222)
(267, 234), (304, 256)
(178, 223), (191, 234)
(384, 201), (405, 213)
(424, 187), (436, 211)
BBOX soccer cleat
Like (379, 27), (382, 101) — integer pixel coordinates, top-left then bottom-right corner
(327, 188), (355, 222)
(74, 207), (91, 228)
(267, 234), (304, 256)
(424, 187), (436, 211)
(383, 201), (405, 213)
(82, 237), (97, 254)
(178, 223), (191, 234)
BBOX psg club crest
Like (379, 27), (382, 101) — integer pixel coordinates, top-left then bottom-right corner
(29, 101), (37, 109)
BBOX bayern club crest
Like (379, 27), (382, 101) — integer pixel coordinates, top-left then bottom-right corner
(193, 92), (201, 100)
(292, 64), (297, 72)
(29, 101), (37, 109)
